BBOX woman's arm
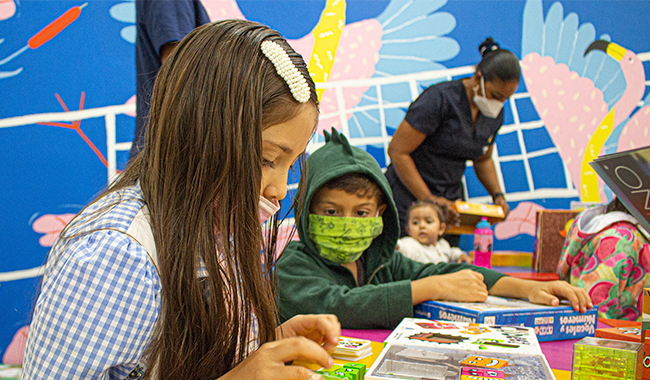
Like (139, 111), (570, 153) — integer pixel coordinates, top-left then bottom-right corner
(473, 144), (510, 216)
(387, 120), (454, 208)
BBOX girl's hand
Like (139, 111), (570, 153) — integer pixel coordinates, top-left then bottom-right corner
(457, 254), (473, 264)
(277, 314), (341, 352)
(221, 337), (332, 380)
(526, 281), (593, 312)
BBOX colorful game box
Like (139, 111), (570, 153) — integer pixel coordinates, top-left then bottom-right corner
(384, 318), (543, 355)
(317, 363), (367, 380)
(595, 326), (642, 342)
(332, 337), (373, 361)
(414, 296), (598, 342)
(532, 209), (580, 273)
(365, 343), (554, 380)
(642, 287), (650, 379)
(572, 336), (643, 380)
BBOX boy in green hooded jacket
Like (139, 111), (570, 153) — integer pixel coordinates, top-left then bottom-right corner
(276, 128), (592, 329)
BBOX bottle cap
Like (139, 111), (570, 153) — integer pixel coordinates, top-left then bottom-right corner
(476, 217), (491, 229)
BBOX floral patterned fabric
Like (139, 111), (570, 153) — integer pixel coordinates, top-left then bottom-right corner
(559, 214), (650, 321)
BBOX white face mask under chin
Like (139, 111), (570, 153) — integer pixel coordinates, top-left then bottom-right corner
(259, 196), (280, 225)
(473, 76), (504, 118)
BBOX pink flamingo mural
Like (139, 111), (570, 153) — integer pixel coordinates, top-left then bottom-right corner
(521, 0), (649, 203)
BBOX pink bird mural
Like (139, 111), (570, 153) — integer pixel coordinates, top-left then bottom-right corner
(202, 0), (382, 134)
(521, 0), (649, 203)
(494, 202), (545, 240)
(200, 0), (455, 135)
(32, 213), (76, 247)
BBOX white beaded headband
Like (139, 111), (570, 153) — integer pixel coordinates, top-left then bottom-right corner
(260, 40), (311, 103)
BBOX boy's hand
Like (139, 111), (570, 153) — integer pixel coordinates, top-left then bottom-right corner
(413, 269), (488, 304)
(435, 270), (488, 302)
(526, 281), (593, 312)
(276, 314), (341, 353)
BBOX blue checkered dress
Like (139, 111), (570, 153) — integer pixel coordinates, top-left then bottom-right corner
(22, 185), (160, 379)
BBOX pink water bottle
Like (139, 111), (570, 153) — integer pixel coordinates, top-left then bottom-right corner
(473, 217), (493, 269)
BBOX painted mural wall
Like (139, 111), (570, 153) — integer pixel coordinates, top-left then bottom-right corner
(1, 0), (649, 359)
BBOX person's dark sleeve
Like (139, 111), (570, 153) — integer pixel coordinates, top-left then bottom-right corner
(390, 251), (507, 289)
(404, 86), (443, 136)
(276, 244), (415, 329)
(140, 0), (201, 56)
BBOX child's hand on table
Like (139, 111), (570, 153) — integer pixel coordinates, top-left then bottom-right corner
(413, 269), (488, 304)
(490, 277), (593, 313)
(525, 280), (593, 312)
(222, 315), (339, 380)
(276, 314), (341, 352)
(221, 336), (332, 380)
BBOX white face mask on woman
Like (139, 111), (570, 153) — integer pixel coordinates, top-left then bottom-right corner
(473, 76), (504, 118)
(259, 196), (280, 225)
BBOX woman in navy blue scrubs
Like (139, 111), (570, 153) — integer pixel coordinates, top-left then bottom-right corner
(385, 38), (520, 240)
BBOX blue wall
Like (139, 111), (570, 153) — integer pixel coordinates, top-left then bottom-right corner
(1, 0), (649, 358)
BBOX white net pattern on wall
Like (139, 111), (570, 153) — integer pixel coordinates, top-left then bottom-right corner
(2, 55), (649, 203)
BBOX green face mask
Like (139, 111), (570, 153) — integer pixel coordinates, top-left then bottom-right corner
(308, 214), (383, 264)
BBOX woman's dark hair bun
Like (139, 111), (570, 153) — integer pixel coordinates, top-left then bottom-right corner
(479, 37), (500, 57)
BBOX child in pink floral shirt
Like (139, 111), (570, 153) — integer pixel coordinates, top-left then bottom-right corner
(558, 198), (650, 320)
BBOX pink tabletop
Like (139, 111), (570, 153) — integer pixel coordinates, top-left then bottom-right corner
(342, 321), (611, 372)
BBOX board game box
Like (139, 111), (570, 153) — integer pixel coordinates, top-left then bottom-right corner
(590, 146), (650, 234)
(368, 318), (554, 379)
(595, 326), (642, 342)
(384, 318), (543, 355)
(642, 287), (650, 379)
(414, 296), (598, 342)
(533, 209), (580, 273)
(366, 343), (555, 380)
(572, 336), (643, 380)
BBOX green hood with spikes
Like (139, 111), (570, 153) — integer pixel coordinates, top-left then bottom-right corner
(296, 128), (400, 266)
(276, 128), (506, 329)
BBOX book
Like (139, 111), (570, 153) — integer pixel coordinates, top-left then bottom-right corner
(446, 201), (505, 235)
(414, 296), (598, 342)
(590, 146), (650, 233)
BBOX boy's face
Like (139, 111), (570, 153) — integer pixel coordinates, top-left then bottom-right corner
(406, 205), (446, 246)
(311, 188), (386, 218)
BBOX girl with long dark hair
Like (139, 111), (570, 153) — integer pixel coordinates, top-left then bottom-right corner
(22, 20), (339, 380)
